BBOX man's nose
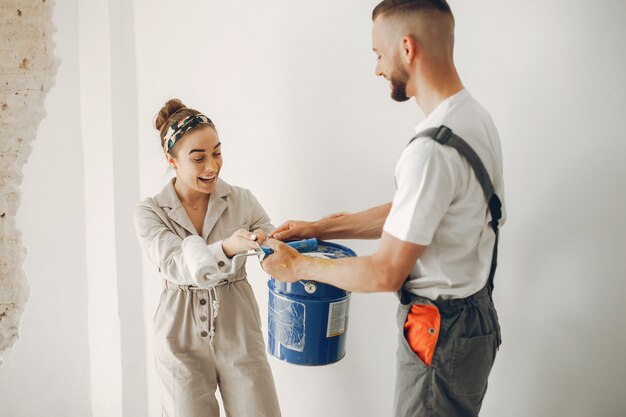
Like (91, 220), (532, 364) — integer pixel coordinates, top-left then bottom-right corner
(375, 62), (383, 77)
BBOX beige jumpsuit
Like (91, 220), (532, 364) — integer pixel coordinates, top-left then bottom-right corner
(134, 178), (281, 417)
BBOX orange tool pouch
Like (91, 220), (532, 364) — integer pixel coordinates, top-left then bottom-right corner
(403, 304), (441, 366)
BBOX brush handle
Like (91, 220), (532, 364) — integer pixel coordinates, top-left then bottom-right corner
(261, 238), (319, 257)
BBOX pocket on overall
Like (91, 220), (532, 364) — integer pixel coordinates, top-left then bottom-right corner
(450, 332), (498, 397)
(403, 304), (441, 366)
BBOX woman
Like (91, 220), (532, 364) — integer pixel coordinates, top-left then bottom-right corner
(134, 99), (281, 417)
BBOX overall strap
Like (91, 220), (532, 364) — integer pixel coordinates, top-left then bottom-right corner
(409, 125), (502, 296)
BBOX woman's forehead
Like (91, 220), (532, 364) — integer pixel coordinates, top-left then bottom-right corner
(179, 127), (220, 151)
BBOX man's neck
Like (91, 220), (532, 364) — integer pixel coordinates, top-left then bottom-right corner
(414, 65), (464, 117)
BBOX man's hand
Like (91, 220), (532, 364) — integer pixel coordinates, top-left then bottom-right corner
(261, 238), (303, 283)
(271, 220), (316, 241)
(272, 203), (390, 241)
(270, 212), (349, 241)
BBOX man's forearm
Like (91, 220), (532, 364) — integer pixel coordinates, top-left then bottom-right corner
(315, 202), (392, 240)
(293, 254), (397, 293)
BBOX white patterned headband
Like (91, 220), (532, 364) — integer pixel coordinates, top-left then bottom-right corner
(163, 114), (213, 153)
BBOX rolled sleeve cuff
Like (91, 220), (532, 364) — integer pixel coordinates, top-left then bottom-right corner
(383, 224), (433, 246)
(207, 241), (232, 272)
(181, 235), (223, 287)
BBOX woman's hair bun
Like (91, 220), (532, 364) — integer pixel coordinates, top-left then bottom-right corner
(155, 99), (187, 132)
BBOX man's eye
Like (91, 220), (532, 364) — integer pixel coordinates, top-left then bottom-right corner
(194, 158), (204, 162)
(213, 153), (222, 157)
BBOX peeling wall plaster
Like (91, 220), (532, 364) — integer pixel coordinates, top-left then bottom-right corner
(0, 0), (59, 365)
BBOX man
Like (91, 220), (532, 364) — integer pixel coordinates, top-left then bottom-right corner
(262, 1), (505, 416)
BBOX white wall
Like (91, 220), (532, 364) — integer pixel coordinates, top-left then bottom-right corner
(133, 1), (626, 416)
(0, 0), (93, 416)
(78, 0), (147, 416)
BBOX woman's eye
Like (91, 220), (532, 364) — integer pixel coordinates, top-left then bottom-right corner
(193, 158), (204, 163)
(213, 153), (222, 157)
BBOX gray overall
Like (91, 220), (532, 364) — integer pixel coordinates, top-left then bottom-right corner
(394, 126), (503, 417)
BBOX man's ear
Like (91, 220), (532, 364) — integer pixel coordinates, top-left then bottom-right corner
(400, 35), (418, 64)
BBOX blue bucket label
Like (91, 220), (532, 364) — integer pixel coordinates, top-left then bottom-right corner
(268, 293), (306, 352)
(326, 298), (350, 338)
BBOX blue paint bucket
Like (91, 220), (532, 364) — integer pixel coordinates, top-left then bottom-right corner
(267, 241), (356, 366)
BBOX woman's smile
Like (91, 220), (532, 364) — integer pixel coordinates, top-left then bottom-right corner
(198, 174), (217, 184)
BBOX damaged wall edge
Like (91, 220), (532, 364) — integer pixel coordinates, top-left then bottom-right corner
(0, 0), (59, 366)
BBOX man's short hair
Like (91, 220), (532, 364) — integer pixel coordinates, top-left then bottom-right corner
(372, 0), (453, 21)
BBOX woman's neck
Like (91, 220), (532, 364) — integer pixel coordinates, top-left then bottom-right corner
(173, 178), (209, 206)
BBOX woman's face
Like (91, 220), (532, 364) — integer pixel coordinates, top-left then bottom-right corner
(168, 126), (223, 194)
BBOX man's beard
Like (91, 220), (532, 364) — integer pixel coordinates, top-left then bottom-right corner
(389, 65), (410, 102)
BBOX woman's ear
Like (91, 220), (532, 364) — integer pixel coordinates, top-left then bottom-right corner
(166, 153), (177, 170)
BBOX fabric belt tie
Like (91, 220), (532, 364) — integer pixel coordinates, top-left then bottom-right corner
(163, 275), (246, 349)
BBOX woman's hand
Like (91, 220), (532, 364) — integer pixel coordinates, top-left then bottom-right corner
(222, 229), (267, 258)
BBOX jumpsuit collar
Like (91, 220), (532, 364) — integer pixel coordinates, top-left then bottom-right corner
(154, 177), (232, 239)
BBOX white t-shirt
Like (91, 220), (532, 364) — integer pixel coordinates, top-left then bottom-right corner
(383, 89), (506, 300)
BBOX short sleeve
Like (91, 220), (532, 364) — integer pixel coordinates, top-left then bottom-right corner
(383, 139), (459, 245)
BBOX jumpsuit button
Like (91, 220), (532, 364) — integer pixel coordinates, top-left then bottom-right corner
(200, 299), (207, 305)
(201, 331), (209, 337)
(200, 316), (208, 322)
(217, 260), (225, 267)
(428, 327), (436, 335)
